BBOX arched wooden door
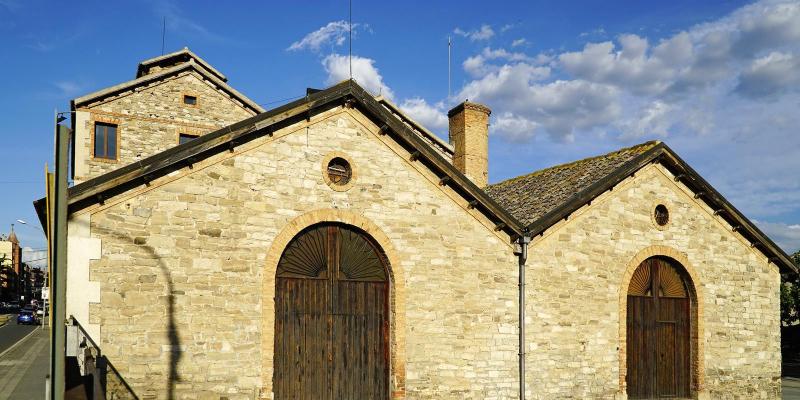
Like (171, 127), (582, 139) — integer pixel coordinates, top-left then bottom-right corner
(274, 223), (390, 400)
(626, 257), (691, 399)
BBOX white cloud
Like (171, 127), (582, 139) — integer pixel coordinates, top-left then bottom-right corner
(54, 81), (83, 97)
(322, 54), (394, 99)
(463, 47), (548, 78)
(438, 0), (800, 233)
(288, 21), (362, 52)
(492, 112), (538, 142)
(730, 0), (800, 57)
(454, 24), (495, 41)
(511, 38), (527, 47)
(558, 33), (692, 96)
(451, 0), (800, 146)
(459, 68), (620, 140)
(399, 98), (448, 132)
(736, 51), (800, 98)
(619, 100), (672, 139)
(500, 23), (517, 33)
(579, 27), (607, 38)
(754, 221), (800, 253)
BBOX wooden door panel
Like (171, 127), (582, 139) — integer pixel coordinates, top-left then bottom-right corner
(627, 258), (691, 399)
(275, 224), (389, 400)
(627, 296), (656, 399)
(274, 278), (331, 400)
(656, 322), (676, 397)
(332, 280), (389, 399)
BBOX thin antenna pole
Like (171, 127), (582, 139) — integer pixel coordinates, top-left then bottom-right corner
(349, 0), (353, 80)
(161, 17), (166, 55)
(448, 36), (451, 98)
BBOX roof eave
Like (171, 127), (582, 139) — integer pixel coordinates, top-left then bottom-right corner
(524, 142), (797, 274)
(136, 48), (227, 82)
(74, 61), (264, 113)
(376, 97), (454, 155)
(34, 80), (523, 241)
(657, 144), (797, 274)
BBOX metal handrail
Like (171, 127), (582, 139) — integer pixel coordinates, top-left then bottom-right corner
(67, 316), (139, 400)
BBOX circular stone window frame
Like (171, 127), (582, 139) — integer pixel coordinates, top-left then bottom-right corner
(650, 201), (671, 230)
(322, 151), (357, 192)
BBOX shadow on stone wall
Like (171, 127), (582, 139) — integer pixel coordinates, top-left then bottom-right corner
(100, 228), (183, 398)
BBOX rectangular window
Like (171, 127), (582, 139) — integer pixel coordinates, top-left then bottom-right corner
(93, 122), (117, 159)
(178, 133), (199, 145)
(183, 95), (197, 105)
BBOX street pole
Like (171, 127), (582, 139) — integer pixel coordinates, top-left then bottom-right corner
(50, 112), (69, 400)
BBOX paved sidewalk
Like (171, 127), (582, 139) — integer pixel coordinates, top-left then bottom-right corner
(0, 326), (49, 399)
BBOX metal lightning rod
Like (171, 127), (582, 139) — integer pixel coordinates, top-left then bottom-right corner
(349, 0), (353, 80)
(448, 36), (451, 98)
(161, 17), (166, 55)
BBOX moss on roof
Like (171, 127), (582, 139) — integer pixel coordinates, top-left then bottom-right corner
(484, 141), (660, 226)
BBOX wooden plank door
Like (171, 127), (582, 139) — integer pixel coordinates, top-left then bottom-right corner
(275, 224), (389, 400)
(274, 277), (331, 400)
(331, 225), (390, 399)
(657, 296), (690, 398)
(331, 280), (389, 399)
(626, 258), (690, 399)
(627, 295), (656, 399)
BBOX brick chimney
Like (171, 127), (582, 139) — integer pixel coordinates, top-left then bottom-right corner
(448, 101), (491, 188)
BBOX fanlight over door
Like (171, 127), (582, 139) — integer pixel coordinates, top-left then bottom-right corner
(274, 223), (389, 400)
(626, 257), (691, 399)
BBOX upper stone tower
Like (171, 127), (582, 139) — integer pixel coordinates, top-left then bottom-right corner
(135, 47), (227, 82)
(69, 48), (264, 183)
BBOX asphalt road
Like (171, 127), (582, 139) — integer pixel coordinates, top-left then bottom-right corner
(0, 319), (38, 356)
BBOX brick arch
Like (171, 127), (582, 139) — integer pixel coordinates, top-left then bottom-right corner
(260, 209), (406, 398)
(618, 245), (705, 397)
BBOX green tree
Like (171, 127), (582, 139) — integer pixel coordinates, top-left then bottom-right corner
(783, 250), (800, 326)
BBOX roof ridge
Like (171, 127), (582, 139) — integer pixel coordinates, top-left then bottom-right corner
(74, 60), (264, 113)
(488, 140), (661, 189)
(136, 47), (227, 82)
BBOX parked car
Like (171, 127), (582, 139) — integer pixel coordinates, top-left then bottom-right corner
(17, 308), (40, 325)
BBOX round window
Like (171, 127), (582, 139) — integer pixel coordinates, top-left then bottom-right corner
(326, 157), (352, 186)
(654, 204), (669, 226)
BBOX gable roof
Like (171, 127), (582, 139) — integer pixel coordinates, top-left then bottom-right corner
(34, 80), (524, 239)
(486, 141), (797, 273)
(136, 48), (226, 82)
(73, 51), (264, 114)
(485, 142), (659, 226)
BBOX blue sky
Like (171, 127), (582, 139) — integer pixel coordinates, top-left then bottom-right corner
(1, 0), (799, 261)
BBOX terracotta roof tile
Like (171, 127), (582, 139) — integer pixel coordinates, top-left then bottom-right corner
(484, 141), (660, 226)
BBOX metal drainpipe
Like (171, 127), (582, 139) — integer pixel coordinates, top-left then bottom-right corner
(516, 233), (530, 400)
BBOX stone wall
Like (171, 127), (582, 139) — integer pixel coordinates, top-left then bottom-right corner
(525, 163), (780, 399)
(83, 107), (519, 399)
(73, 71), (256, 183)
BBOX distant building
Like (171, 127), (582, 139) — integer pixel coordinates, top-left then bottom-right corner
(19, 263), (45, 304)
(36, 50), (797, 399)
(0, 226), (21, 302)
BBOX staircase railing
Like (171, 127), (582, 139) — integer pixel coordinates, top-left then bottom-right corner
(67, 316), (139, 400)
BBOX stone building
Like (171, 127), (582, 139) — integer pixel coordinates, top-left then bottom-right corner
(35, 50), (796, 399)
(0, 226), (21, 302)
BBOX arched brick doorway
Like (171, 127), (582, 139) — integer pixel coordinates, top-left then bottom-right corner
(626, 256), (693, 399)
(273, 222), (390, 400)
